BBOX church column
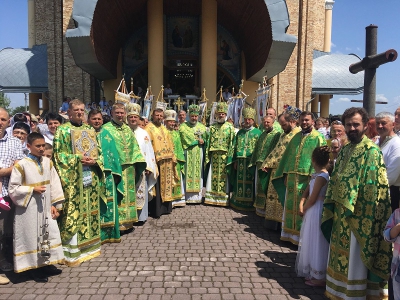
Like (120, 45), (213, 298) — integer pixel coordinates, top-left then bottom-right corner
(320, 95), (330, 117)
(324, 1), (334, 53)
(29, 93), (40, 115)
(320, 0), (335, 117)
(103, 50), (123, 103)
(148, 0), (164, 102)
(241, 52), (258, 106)
(201, 0), (217, 104)
(28, 0), (40, 114)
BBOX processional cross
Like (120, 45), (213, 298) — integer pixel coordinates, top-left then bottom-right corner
(174, 97), (185, 111)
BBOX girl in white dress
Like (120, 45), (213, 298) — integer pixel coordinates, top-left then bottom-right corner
(296, 146), (330, 287)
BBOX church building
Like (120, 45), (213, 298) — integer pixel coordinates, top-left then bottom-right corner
(13, 0), (338, 115)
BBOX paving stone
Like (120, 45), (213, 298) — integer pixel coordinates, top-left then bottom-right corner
(2, 205), (328, 299)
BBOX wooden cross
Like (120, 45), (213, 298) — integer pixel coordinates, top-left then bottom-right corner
(349, 25), (397, 116)
(174, 97), (185, 111)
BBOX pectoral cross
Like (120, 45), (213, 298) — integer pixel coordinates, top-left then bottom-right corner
(194, 129), (203, 140)
(175, 97), (185, 111)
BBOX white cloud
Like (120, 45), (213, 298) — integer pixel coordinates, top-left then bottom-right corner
(345, 47), (352, 51)
(338, 97), (350, 102)
(376, 94), (388, 102)
(331, 42), (336, 48)
(356, 47), (361, 51)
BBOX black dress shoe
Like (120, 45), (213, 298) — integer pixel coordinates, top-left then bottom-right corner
(41, 265), (62, 276)
(29, 269), (48, 283)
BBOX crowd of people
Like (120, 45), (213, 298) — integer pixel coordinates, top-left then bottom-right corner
(1, 98), (400, 300)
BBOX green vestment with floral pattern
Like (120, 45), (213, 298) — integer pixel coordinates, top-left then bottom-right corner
(227, 127), (262, 210)
(179, 121), (208, 203)
(53, 122), (105, 266)
(204, 121), (236, 206)
(321, 136), (391, 299)
(103, 121), (146, 229)
(248, 127), (282, 216)
(272, 129), (326, 245)
(261, 127), (301, 221)
(97, 128), (124, 243)
(168, 130), (186, 201)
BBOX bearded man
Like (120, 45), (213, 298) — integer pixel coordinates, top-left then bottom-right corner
(261, 108), (301, 229)
(126, 103), (157, 222)
(249, 115), (281, 216)
(88, 109), (123, 243)
(322, 107), (391, 299)
(227, 107), (262, 210)
(204, 102), (235, 206)
(179, 105), (208, 204)
(103, 104), (146, 231)
(164, 109), (186, 207)
(272, 111), (326, 245)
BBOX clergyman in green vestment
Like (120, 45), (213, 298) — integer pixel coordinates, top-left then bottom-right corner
(88, 110), (123, 244)
(204, 102), (236, 206)
(260, 110), (300, 229)
(321, 107), (391, 300)
(53, 99), (105, 266)
(272, 111), (326, 245)
(103, 104), (146, 231)
(179, 104), (208, 204)
(227, 107), (262, 211)
(249, 115), (281, 216)
(164, 109), (186, 207)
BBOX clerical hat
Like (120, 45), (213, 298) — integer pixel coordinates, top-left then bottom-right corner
(216, 102), (228, 114)
(284, 105), (302, 120)
(188, 104), (200, 116)
(126, 103), (141, 117)
(242, 107), (256, 120)
(164, 109), (177, 121)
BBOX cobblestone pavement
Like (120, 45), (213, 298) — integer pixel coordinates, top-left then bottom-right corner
(1, 205), (327, 300)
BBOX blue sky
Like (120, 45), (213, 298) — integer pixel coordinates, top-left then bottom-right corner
(1, 0), (399, 116)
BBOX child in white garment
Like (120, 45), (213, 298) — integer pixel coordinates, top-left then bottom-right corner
(296, 146), (330, 287)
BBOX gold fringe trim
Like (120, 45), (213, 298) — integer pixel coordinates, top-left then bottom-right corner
(14, 243), (63, 257)
(101, 238), (121, 245)
(203, 200), (229, 207)
(64, 250), (100, 267)
(14, 259), (65, 273)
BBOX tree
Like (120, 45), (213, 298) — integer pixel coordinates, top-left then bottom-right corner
(0, 92), (11, 112)
(11, 106), (28, 115)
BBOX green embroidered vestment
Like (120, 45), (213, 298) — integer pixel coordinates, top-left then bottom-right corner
(97, 128), (124, 243)
(168, 129), (186, 200)
(103, 122), (146, 228)
(53, 122), (105, 265)
(248, 127), (282, 216)
(272, 129), (326, 244)
(321, 136), (391, 298)
(227, 127), (262, 210)
(204, 121), (235, 206)
(260, 127), (301, 222)
(179, 122), (208, 195)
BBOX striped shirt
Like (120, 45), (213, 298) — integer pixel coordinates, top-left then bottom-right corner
(0, 132), (24, 196)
